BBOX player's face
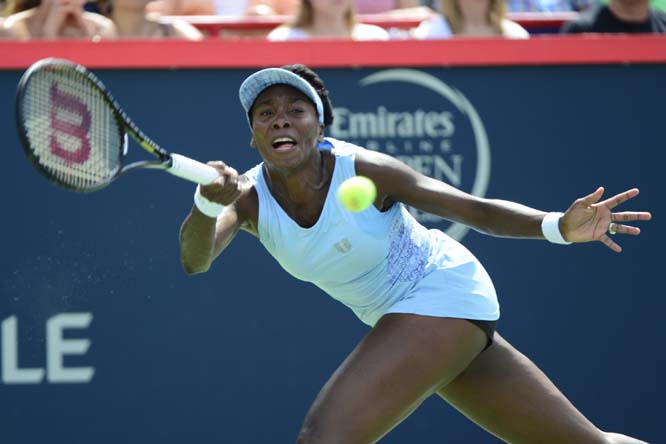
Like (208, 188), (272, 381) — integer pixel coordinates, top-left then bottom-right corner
(249, 85), (323, 171)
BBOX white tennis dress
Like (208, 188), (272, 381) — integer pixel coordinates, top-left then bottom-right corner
(244, 138), (499, 327)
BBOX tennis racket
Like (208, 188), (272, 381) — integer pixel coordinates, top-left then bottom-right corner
(15, 58), (219, 192)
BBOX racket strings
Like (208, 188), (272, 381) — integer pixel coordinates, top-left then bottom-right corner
(22, 66), (123, 191)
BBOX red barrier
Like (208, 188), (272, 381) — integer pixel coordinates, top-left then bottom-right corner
(0, 35), (665, 70)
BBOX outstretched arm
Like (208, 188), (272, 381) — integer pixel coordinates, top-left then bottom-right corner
(356, 150), (651, 250)
(357, 150), (546, 238)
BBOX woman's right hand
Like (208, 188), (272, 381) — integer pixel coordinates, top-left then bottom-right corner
(199, 161), (248, 207)
(180, 161), (250, 274)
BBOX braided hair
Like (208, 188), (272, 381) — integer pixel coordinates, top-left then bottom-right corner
(280, 64), (335, 129)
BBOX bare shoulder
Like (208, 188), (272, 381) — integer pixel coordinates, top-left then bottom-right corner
(354, 148), (422, 208)
(266, 25), (302, 41)
(82, 12), (117, 38)
(3, 10), (32, 39)
(353, 146), (474, 215)
(352, 23), (390, 41)
(0, 25), (12, 39)
(169, 18), (204, 40)
(355, 147), (392, 168)
(355, 148), (415, 183)
(4, 10), (32, 26)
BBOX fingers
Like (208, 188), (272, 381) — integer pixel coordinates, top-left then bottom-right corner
(208, 161), (234, 184)
(43, 0), (88, 37)
(603, 218), (647, 252)
(603, 190), (651, 247)
(608, 222), (641, 236)
(599, 233), (622, 253)
(206, 160), (231, 175)
(578, 186), (605, 206)
(602, 187), (640, 209)
(611, 211), (652, 222)
(199, 161), (246, 205)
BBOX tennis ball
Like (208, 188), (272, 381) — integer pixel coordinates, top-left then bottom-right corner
(337, 176), (377, 212)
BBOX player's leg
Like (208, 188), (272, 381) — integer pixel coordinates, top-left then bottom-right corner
(296, 313), (487, 444)
(436, 333), (649, 444)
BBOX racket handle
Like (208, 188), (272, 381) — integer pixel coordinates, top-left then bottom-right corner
(168, 154), (219, 185)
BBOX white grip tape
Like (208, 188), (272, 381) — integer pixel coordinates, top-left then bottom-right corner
(168, 154), (219, 185)
(541, 212), (572, 245)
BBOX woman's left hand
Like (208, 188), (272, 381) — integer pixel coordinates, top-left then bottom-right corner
(560, 187), (652, 252)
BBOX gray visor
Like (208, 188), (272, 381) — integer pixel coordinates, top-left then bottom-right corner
(239, 68), (324, 126)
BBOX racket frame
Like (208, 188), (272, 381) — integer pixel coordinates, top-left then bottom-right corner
(16, 58), (218, 192)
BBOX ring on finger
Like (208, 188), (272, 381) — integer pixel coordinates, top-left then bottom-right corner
(608, 222), (617, 235)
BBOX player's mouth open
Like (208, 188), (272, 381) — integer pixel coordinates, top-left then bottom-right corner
(272, 137), (297, 151)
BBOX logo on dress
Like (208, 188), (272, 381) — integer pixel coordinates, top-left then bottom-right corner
(334, 238), (352, 253)
(330, 69), (491, 241)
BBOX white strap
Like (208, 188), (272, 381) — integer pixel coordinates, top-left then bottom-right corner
(541, 212), (571, 245)
(194, 185), (225, 218)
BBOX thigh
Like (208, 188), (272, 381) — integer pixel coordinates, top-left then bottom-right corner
(297, 314), (487, 444)
(437, 333), (608, 444)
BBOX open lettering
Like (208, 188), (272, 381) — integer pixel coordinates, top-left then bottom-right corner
(1, 313), (95, 384)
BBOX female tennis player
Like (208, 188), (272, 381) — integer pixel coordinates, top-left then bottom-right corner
(179, 64), (651, 444)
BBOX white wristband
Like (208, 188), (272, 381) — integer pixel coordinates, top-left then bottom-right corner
(194, 185), (225, 218)
(541, 212), (571, 245)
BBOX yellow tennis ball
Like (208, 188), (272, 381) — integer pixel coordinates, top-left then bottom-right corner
(337, 176), (377, 212)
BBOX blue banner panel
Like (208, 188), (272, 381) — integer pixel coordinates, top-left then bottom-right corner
(1, 64), (663, 444)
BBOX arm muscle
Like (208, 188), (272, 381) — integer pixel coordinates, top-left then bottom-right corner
(355, 150), (545, 238)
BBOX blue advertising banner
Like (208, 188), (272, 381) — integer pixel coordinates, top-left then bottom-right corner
(1, 64), (663, 444)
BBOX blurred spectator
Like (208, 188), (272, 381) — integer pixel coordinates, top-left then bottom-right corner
(418, 0), (439, 9)
(105, 0), (203, 38)
(145, 0), (214, 15)
(244, 0), (298, 15)
(354, 0), (421, 14)
(0, 18), (14, 37)
(144, 0), (297, 16)
(354, 0), (437, 32)
(354, 0), (437, 40)
(561, 0), (666, 32)
(210, 0), (248, 15)
(507, 0), (596, 12)
(3, 0), (116, 39)
(267, 0), (390, 40)
(413, 0), (530, 38)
